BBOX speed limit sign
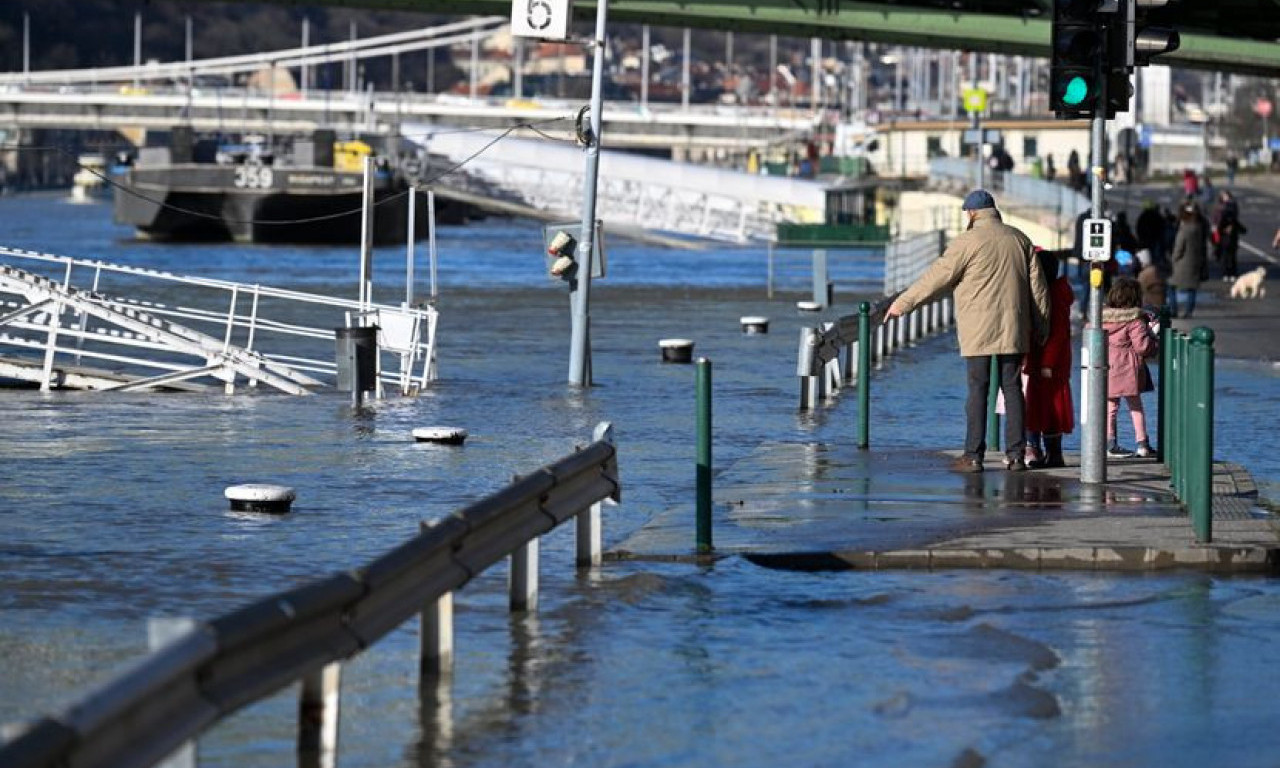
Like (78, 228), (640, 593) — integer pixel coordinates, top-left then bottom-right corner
(511, 0), (574, 40)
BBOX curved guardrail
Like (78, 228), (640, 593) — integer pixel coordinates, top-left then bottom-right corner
(0, 423), (619, 768)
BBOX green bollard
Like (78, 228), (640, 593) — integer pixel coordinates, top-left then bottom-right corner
(1157, 306), (1171, 463)
(986, 355), (1000, 454)
(1189, 328), (1215, 542)
(1176, 332), (1190, 501)
(1171, 332), (1184, 498)
(857, 302), (871, 450)
(696, 357), (713, 553)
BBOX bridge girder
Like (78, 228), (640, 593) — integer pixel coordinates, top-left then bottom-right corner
(199, 0), (1280, 76)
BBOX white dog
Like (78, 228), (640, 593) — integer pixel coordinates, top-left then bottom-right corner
(1230, 266), (1268, 299)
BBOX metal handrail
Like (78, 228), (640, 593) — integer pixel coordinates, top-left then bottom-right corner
(0, 245), (438, 393)
(0, 424), (620, 768)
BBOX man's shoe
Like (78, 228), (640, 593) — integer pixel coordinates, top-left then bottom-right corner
(1005, 456), (1028, 472)
(1107, 443), (1135, 458)
(952, 455), (984, 473)
(1134, 440), (1155, 458)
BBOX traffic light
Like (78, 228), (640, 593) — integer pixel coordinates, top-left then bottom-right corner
(1102, 0), (1179, 116)
(1051, 0), (1112, 119)
(1131, 0), (1180, 67)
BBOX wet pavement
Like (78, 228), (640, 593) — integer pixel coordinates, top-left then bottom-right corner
(613, 445), (1278, 572)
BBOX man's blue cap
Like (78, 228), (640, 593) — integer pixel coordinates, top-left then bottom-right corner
(961, 189), (996, 211)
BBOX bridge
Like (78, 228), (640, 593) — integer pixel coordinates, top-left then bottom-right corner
(159, 0), (1280, 76)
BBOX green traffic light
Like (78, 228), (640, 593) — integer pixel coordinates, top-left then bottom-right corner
(1062, 76), (1090, 106)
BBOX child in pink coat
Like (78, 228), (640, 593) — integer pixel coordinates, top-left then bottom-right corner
(1102, 278), (1158, 458)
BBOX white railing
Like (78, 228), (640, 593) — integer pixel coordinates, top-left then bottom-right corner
(883, 230), (945, 295)
(0, 246), (437, 394)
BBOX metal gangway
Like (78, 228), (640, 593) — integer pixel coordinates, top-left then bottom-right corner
(0, 246), (438, 395)
(411, 127), (827, 242)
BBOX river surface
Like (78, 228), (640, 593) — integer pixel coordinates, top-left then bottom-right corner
(1, 193), (1279, 767)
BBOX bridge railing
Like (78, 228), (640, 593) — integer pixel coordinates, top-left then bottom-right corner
(0, 246), (437, 394)
(0, 423), (620, 768)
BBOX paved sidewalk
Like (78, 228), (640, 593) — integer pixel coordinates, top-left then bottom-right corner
(611, 444), (1279, 573)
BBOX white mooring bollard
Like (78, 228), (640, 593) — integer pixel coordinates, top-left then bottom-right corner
(224, 484), (296, 514)
(740, 316), (770, 334)
(659, 338), (694, 363)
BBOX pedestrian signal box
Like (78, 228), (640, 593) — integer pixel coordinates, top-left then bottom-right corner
(1082, 218), (1112, 262)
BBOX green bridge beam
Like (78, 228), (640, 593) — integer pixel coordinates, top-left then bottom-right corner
(210, 0), (1280, 76)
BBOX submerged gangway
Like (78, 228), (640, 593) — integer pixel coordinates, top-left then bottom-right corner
(0, 246), (438, 395)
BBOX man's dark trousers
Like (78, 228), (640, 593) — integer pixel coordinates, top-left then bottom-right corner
(964, 354), (1025, 460)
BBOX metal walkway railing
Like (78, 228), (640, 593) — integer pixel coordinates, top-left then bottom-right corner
(0, 246), (438, 394)
(0, 422), (619, 768)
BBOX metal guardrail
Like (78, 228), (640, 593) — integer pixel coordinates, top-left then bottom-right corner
(929, 158), (1089, 221)
(1159, 321), (1216, 542)
(0, 423), (620, 768)
(795, 294), (954, 419)
(0, 246), (437, 394)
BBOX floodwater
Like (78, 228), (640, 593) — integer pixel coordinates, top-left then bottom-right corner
(1, 193), (1279, 767)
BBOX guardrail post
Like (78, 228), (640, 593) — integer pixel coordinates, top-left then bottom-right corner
(797, 327), (817, 410)
(897, 312), (908, 348)
(420, 590), (454, 678)
(150, 618), (198, 768)
(874, 322), (885, 367)
(1157, 306), (1171, 462)
(986, 355), (1000, 453)
(857, 302), (870, 449)
(696, 357), (713, 553)
(1189, 328), (1215, 542)
(812, 249), (829, 307)
(908, 308), (920, 345)
(576, 422), (612, 568)
(509, 539), (539, 611)
(298, 662), (342, 765)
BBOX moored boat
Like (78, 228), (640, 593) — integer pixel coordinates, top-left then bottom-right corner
(112, 128), (460, 244)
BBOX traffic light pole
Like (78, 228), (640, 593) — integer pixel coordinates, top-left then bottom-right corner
(1081, 110), (1108, 484)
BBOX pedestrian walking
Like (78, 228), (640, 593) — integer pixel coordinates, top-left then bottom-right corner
(1169, 200), (1208, 318)
(1135, 199), (1167, 268)
(885, 189), (1051, 473)
(1182, 168), (1199, 198)
(1226, 153), (1239, 186)
(1211, 189), (1247, 280)
(1023, 249), (1074, 469)
(1099, 279), (1158, 458)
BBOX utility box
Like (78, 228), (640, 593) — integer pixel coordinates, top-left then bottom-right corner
(335, 326), (378, 392)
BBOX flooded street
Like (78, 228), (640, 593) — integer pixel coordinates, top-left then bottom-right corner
(2, 194), (1279, 766)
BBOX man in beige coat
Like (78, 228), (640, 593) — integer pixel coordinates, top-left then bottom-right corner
(886, 189), (1051, 472)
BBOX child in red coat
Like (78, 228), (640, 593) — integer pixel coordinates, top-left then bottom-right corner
(1102, 278), (1158, 458)
(1024, 249), (1075, 468)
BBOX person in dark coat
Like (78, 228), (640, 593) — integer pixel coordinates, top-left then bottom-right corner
(1169, 200), (1208, 318)
(1135, 200), (1167, 268)
(1112, 210), (1139, 255)
(1211, 189), (1246, 280)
